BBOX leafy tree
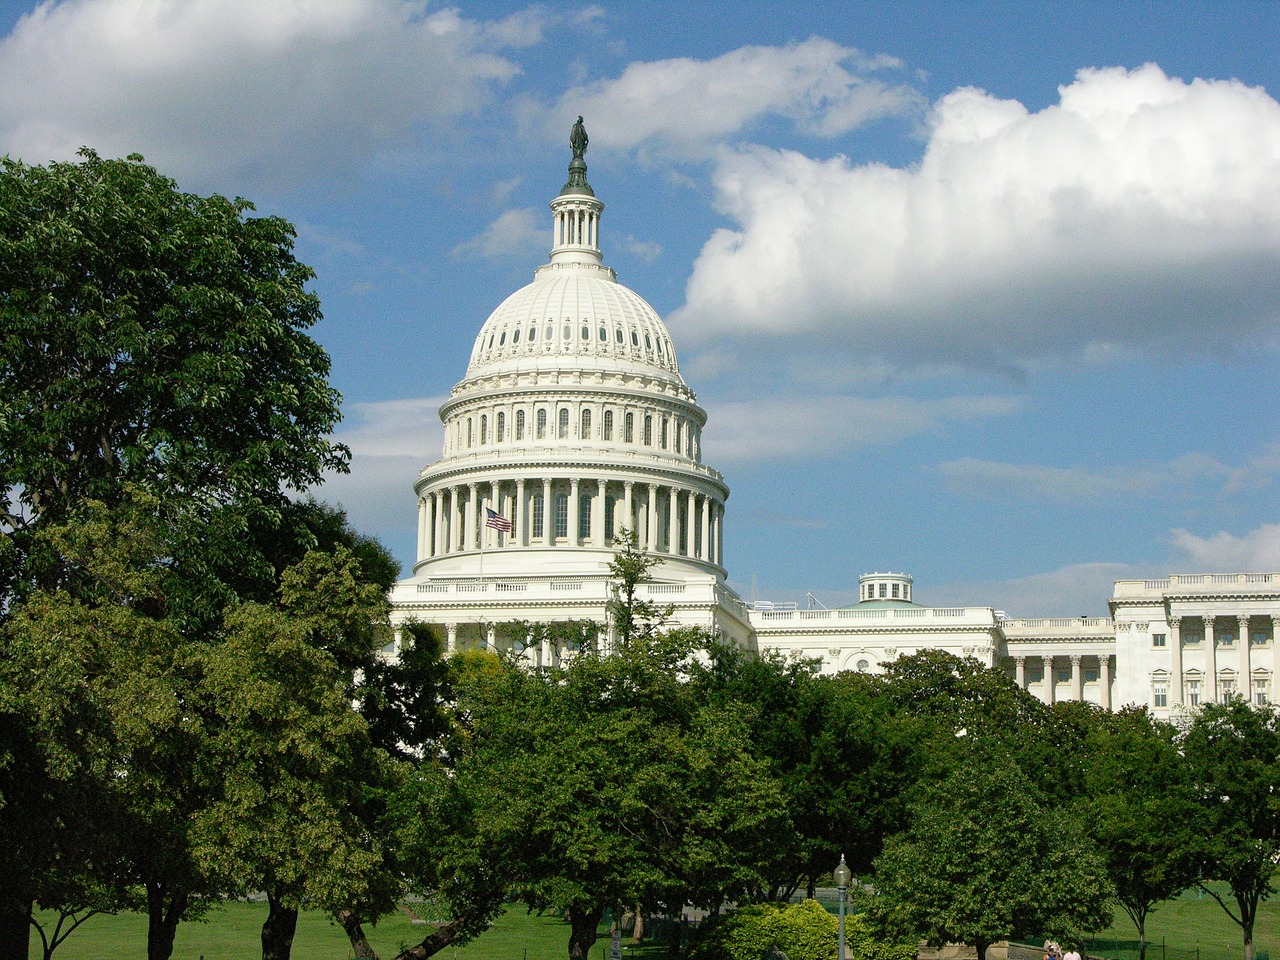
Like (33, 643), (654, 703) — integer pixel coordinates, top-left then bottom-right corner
(456, 633), (790, 960)
(606, 529), (672, 647)
(0, 148), (348, 958)
(871, 747), (1112, 960)
(1181, 700), (1280, 960)
(1061, 704), (1200, 960)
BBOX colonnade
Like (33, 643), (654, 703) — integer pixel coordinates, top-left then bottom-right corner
(1013, 654), (1113, 709)
(1156, 614), (1280, 708)
(416, 476), (725, 566)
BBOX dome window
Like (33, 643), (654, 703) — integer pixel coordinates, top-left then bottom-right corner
(598, 325), (607, 341)
(499, 332), (506, 346)
(631, 331), (639, 347)
(512, 328), (520, 343)
(544, 324), (553, 341)
(645, 334), (652, 350)
(615, 328), (624, 343)
(562, 323), (571, 340)
(487, 334), (495, 349)
(528, 326), (536, 341)
(581, 324), (589, 340)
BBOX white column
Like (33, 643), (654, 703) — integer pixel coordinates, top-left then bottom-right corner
(542, 478), (553, 545)
(569, 478), (581, 547)
(1014, 656), (1026, 690)
(1240, 615), (1252, 696)
(1099, 654), (1112, 710)
(416, 497), (429, 562)
(700, 494), (711, 561)
(433, 491), (444, 556)
(1043, 656), (1055, 705)
(1272, 616), (1280, 700)
(646, 483), (658, 552)
(485, 623), (496, 651)
(1070, 654), (1083, 702)
(515, 479), (527, 547)
(1206, 616), (1218, 702)
(716, 501), (724, 565)
(623, 481), (634, 540)
(446, 623), (458, 654)
(465, 482), (478, 552)
(1169, 616), (1184, 706)
(667, 487), (679, 554)
(593, 479), (607, 545)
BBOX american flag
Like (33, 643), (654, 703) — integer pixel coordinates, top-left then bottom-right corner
(485, 507), (513, 533)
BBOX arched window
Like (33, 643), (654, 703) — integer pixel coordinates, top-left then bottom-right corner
(643, 415), (653, 446)
(579, 495), (592, 541)
(660, 417), (668, 449)
(536, 409), (547, 440)
(674, 421), (682, 453)
(603, 410), (614, 441)
(479, 415), (487, 445)
(624, 412), (634, 443)
(466, 418), (473, 448)
(581, 408), (591, 439)
(496, 412), (505, 442)
(515, 410), (525, 441)
(604, 497), (615, 543)
(555, 494), (569, 539)
(558, 408), (569, 439)
(531, 494), (544, 539)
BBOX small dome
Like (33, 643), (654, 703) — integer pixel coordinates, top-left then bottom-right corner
(465, 268), (682, 380)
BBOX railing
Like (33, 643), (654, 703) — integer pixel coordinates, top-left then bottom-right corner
(1115, 573), (1279, 597)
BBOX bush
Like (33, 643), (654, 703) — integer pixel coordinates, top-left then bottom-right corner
(687, 900), (912, 960)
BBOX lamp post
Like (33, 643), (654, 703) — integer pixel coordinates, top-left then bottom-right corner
(834, 854), (851, 960)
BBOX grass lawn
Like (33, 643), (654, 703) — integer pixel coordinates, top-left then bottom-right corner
(30, 903), (607, 960)
(1086, 885), (1280, 960)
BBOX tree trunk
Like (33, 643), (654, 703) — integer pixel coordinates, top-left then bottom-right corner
(336, 911), (379, 960)
(1136, 914), (1147, 960)
(567, 905), (605, 960)
(974, 940), (989, 960)
(392, 919), (467, 960)
(261, 893), (298, 960)
(0, 898), (32, 960)
(145, 885), (186, 960)
(630, 906), (644, 942)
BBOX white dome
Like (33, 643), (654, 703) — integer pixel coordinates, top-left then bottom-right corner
(466, 264), (682, 381)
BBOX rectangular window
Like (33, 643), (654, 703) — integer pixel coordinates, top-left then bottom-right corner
(1255, 680), (1269, 705)
(624, 412), (634, 443)
(1152, 633), (1166, 647)
(1188, 680), (1201, 707)
(1027, 665), (1044, 683)
(581, 408), (591, 439)
(660, 417), (668, 449)
(579, 495), (591, 541)
(1220, 632), (1235, 647)
(674, 422), (682, 452)
(1084, 667), (1100, 683)
(1221, 679), (1237, 700)
(1056, 667), (1071, 684)
(891, 584), (899, 598)
(1184, 631), (1202, 645)
(480, 415), (487, 445)
(1154, 683), (1168, 708)
(604, 497), (615, 542)
(558, 409), (569, 439)
(643, 415), (653, 446)
(536, 409), (547, 439)
(878, 584), (887, 598)
(466, 418), (473, 447)
(531, 495), (544, 539)
(516, 410), (525, 440)
(497, 412), (505, 442)
(555, 494), (568, 539)
(1252, 629), (1270, 646)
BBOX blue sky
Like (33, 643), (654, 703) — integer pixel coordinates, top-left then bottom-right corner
(2, 0), (1278, 615)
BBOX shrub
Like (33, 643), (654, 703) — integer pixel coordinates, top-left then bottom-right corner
(689, 899), (917, 960)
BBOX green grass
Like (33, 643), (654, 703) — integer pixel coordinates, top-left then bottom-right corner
(30, 903), (600, 960)
(1086, 885), (1280, 960)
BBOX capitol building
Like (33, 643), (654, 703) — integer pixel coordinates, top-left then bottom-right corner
(389, 126), (1280, 717)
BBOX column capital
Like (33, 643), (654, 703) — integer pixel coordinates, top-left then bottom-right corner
(1168, 615), (1182, 628)
(1014, 655), (1026, 665)
(1070, 654), (1082, 664)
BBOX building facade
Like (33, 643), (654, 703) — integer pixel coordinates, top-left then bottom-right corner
(389, 126), (1280, 712)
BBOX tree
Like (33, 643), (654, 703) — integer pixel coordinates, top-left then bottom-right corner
(456, 633), (790, 960)
(871, 748), (1112, 960)
(1181, 700), (1280, 960)
(0, 148), (348, 958)
(606, 529), (672, 647)
(1062, 704), (1200, 960)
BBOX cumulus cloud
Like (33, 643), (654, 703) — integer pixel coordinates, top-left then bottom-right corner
(1169, 523), (1280, 571)
(702, 393), (1020, 464)
(670, 64), (1280, 370)
(544, 36), (924, 160)
(452, 207), (545, 259)
(0, 0), (531, 188)
(927, 562), (1141, 618)
(317, 395), (444, 547)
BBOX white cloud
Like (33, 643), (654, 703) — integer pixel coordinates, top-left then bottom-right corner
(1169, 523), (1280, 571)
(545, 36), (924, 160)
(703, 393), (1020, 464)
(317, 395), (444, 547)
(452, 207), (544, 259)
(670, 64), (1280, 370)
(928, 562), (1140, 618)
(0, 0), (529, 188)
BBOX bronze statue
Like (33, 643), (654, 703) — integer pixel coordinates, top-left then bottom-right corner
(570, 116), (588, 159)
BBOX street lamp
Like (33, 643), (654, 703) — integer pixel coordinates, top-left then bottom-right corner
(834, 854), (852, 960)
